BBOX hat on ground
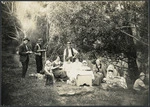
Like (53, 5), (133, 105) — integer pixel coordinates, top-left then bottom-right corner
(139, 72), (145, 77)
(23, 37), (30, 41)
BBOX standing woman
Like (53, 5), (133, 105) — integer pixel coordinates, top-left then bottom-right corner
(34, 38), (44, 74)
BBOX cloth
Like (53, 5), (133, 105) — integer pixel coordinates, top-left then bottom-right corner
(103, 76), (128, 89)
(63, 62), (94, 81)
(34, 43), (43, 73)
(19, 43), (30, 78)
(63, 48), (78, 62)
(133, 78), (146, 91)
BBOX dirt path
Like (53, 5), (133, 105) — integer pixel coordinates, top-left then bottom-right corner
(2, 53), (149, 106)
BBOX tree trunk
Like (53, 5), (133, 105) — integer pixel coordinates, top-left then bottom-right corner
(124, 26), (140, 82)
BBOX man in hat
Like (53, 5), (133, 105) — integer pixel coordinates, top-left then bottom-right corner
(19, 37), (32, 78)
(34, 38), (45, 73)
(133, 72), (148, 92)
(63, 42), (79, 62)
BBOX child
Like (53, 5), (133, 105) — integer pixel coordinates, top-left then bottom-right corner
(44, 60), (55, 86)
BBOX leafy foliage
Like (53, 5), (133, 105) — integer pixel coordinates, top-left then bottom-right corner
(2, 1), (148, 80)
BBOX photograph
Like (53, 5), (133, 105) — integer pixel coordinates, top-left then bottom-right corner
(1, 1), (149, 106)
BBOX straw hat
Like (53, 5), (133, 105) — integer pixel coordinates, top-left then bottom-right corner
(139, 72), (145, 77)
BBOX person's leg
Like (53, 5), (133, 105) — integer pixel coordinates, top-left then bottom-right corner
(39, 56), (43, 73)
(45, 75), (49, 85)
(21, 61), (27, 78)
(25, 57), (29, 74)
(36, 56), (40, 73)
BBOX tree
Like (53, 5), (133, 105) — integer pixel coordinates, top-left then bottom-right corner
(3, 1), (148, 81)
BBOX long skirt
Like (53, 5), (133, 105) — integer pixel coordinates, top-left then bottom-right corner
(93, 72), (104, 86)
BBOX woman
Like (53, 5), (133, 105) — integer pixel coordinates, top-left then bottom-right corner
(103, 64), (127, 89)
(52, 56), (68, 81)
(92, 59), (105, 86)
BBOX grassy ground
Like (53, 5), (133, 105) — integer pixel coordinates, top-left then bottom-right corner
(2, 52), (149, 106)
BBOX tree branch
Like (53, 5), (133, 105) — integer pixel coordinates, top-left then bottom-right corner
(116, 26), (135, 29)
(7, 35), (19, 41)
(119, 29), (149, 46)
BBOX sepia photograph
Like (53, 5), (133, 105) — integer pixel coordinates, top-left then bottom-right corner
(1, 1), (149, 106)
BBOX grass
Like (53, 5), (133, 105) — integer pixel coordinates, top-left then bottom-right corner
(2, 52), (149, 106)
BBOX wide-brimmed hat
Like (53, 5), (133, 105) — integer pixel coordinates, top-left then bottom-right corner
(139, 72), (145, 77)
(23, 37), (30, 41)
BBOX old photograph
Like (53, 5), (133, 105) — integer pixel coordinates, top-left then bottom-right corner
(1, 1), (149, 106)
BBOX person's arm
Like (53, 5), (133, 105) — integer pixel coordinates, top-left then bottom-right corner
(73, 48), (78, 54)
(19, 45), (28, 55)
(72, 48), (78, 58)
(44, 66), (53, 75)
(63, 49), (66, 62)
(139, 80), (147, 89)
(51, 62), (60, 70)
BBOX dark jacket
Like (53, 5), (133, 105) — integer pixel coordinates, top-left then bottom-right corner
(19, 43), (29, 62)
(34, 43), (42, 56)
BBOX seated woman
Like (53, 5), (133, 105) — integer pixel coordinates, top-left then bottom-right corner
(44, 60), (55, 86)
(103, 64), (127, 89)
(52, 56), (68, 81)
(92, 59), (105, 86)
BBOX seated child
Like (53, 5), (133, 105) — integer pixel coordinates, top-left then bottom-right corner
(133, 72), (149, 93)
(44, 60), (55, 86)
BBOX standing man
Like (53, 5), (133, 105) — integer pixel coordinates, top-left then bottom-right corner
(63, 42), (79, 62)
(19, 37), (32, 78)
(34, 38), (45, 74)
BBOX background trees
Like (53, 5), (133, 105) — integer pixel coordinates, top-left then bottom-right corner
(2, 1), (148, 81)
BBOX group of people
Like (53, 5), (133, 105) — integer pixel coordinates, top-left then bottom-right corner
(18, 38), (78, 82)
(18, 37), (45, 78)
(18, 37), (148, 93)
